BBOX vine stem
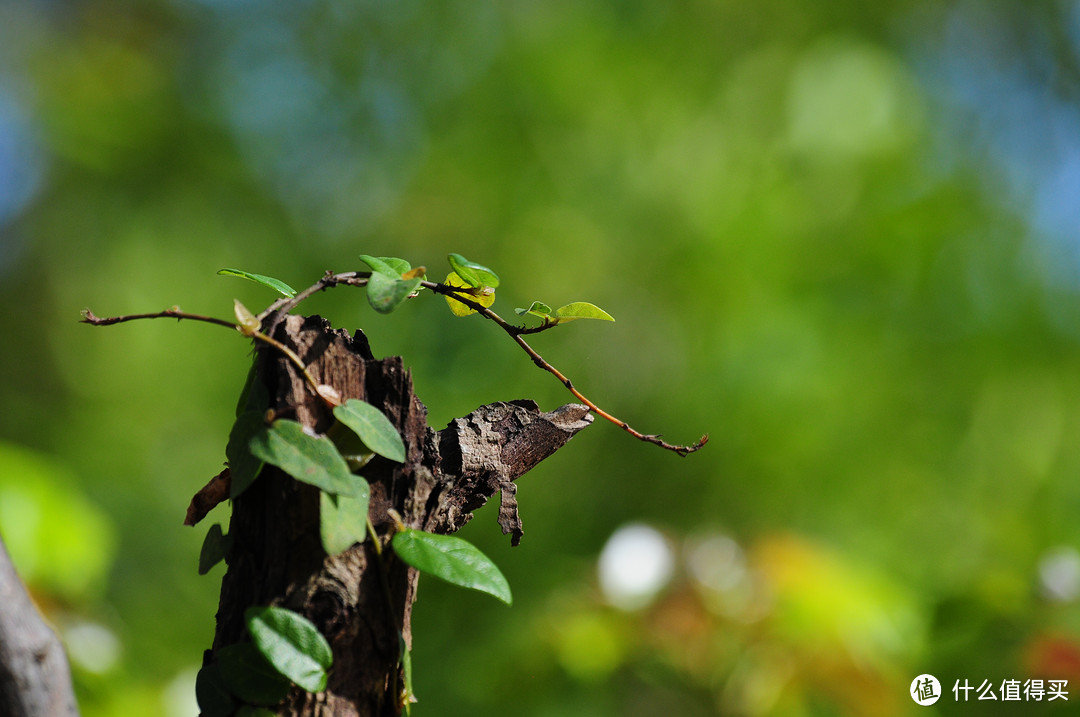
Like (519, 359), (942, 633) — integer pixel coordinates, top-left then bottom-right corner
(419, 281), (708, 456)
(81, 270), (707, 456)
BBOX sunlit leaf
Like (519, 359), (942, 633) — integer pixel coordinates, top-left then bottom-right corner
(359, 254), (402, 278)
(198, 523), (230, 575)
(320, 486), (370, 556)
(227, 411), (266, 499)
(248, 420), (358, 496)
(447, 253), (500, 288)
(217, 269), (297, 298)
(332, 399), (406, 463)
(553, 302), (615, 322)
(245, 606), (333, 693)
(217, 642), (291, 705)
(366, 271), (422, 314)
(377, 256), (412, 275)
(391, 529), (512, 605)
(515, 301), (553, 319)
(443, 272), (495, 317)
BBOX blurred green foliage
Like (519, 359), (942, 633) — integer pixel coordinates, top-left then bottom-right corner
(2, 0), (1080, 715)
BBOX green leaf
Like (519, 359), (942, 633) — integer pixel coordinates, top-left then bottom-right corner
(227, 411), (267, 499)
(246, 606), (333, 693)
(195, 663), (237, 717)
(447, 253), (500, 288)
(234, 358), (267, 418)
(248, 420), (359, 496)
(236, 708), (278, 717)
(366, 271), (422, 314)
(358, 254), (402, 279)
(553, 302), (615, 322)
(199, 523), (230, 575)
(391, 529), (512, 605)
(218, 642), (292, 705)
(332, 399), (406, 463)
(320, 486), (370, 556)
(515, 301), (553, 319)
(376, 256), (412, 275)
(326, 421), (375, 471)
(218, 268), (297, 298)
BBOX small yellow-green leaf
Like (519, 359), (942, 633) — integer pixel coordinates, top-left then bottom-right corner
(553, 302), (615, 322)
(332, 399), (406, 463)
(246, 606), (333, 693)
(447, 253), (500, 288)
(218, 269), (297, 298)
(233, 299), (261, 336)
(248, 420), (358, 496)
(391, 529), (512, 605)
(443, 272), (495, 317)
(320, 487), (370, 556)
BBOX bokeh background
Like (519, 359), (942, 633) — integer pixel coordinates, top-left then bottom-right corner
(2, 1), (1080, 715)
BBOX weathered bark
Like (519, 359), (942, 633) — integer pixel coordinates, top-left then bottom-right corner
(208, 315), (592, 715)
(0, 536), (80, 717)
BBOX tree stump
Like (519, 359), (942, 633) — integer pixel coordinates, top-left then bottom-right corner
(208, 315), (592, 716)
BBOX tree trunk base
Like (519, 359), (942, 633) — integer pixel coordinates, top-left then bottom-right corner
(208, 315), (591, 716)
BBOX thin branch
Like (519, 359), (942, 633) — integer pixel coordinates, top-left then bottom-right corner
(81, 270), (708, 456)
(81, 307), (237, 331)
(259, 271), (371, 322)
(421, 281), (708, 456)
(81, 308), (327, 403)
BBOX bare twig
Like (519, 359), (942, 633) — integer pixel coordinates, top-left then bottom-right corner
(81, 307), (236, 330)
(81, 308), (327, 402)
(421, 281), (708, 456)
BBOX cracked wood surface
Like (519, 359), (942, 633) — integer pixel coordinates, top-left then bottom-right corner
(209, 315), (591, 716)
